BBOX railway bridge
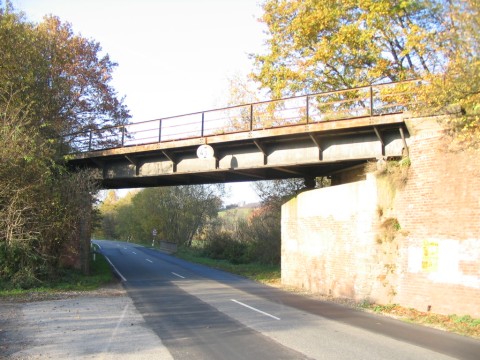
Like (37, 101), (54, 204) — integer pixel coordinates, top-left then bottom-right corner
(65, 81), (418, 188)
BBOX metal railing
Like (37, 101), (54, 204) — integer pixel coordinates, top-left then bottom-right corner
(62, 80), (421, 153)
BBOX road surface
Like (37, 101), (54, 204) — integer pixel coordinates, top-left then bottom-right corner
(95, 240), (480, 360)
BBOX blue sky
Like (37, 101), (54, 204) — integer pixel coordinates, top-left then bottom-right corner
(11, 0), (265, 119)
(11, 0), (265, 204)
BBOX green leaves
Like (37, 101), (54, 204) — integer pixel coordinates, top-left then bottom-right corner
(253, 0), (480, 144)
(95, 185), (225, 247)
(414, 0), (480, 145)
(253, 0), (444, 97)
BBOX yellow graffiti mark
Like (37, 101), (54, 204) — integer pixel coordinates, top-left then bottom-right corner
(422, 240), (439, 272)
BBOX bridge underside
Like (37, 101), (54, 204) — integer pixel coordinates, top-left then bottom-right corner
(98, 159), (368, 189)
(69, 114), (409, 189)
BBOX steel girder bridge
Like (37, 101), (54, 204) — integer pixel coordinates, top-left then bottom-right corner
(64, 81), (419, 189)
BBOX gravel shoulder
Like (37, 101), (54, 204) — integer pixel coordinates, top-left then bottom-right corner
(0, 282), (173, 360)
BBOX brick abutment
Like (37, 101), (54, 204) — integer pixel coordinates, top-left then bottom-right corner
(282, 116), (480, 317)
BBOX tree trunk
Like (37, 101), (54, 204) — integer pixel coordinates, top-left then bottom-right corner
(79, 193), (92, 275)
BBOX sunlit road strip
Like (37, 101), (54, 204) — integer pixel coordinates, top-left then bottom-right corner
(231, 299), (280, 321)
(104, 255), (127, 282)
(171, 272), (185, 279)
(146, 259), (153, 263)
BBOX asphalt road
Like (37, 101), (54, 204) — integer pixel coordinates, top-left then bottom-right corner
(95, 240), (480, 360)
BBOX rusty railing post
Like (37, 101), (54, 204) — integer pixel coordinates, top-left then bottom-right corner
(306, 95), (310, 124)
(249, 104), (253, 131)
(88, 130), (93, 151)
(370, 86), (374, 116)
(158, 119), (162, 142)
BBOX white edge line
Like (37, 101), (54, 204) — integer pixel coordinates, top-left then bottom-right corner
(103, 303), (129, 353)
(146, 259), (153, 263)
(231, 299), (280, 320)
(104, 255), (127, 282)
(171, 272), (185, 279)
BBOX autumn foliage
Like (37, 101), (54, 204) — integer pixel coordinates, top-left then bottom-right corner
(253, 0), (479, 144)
(0, 3), (129, 287)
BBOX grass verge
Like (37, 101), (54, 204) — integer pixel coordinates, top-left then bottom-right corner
(0, 252), (114, 298)
(175, 247), (280, 283)
(360, 303), (480, 339)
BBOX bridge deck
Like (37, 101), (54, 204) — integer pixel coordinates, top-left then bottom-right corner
(68, 113), (409, 189)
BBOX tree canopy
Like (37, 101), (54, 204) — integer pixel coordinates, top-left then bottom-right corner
(0, 2), (130, 287)
(0, 3), (130, 144)
(417, 0), (480, 144)
(252, 0), (446, 98)
(252, 0), (479, 144)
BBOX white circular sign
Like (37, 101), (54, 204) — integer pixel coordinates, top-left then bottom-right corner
(197, 144), (214, 159)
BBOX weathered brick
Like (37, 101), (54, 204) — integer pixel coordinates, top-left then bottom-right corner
(282, 116), (480, 317)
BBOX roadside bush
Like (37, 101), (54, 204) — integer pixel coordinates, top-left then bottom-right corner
(11, 267), (40, 289)
(237, 207), (281, 265)
(201, 230), (231, 259)
(0, 239), (44, 289)
(200, 204), (281, 266)
(201, 230), (248, 264)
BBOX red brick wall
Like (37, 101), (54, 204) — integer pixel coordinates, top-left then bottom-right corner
(392, 118), (480, 316)
(281, 116), (480, 317)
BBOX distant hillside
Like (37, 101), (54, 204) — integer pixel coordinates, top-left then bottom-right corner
(222, 202), (260, 211)
(219, 206), (254, 220)
(218, 203), (260, 231)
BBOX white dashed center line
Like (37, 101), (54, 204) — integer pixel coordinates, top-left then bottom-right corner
(146, 259), (153, 263)
(231, 299), (280, 320)
(171, 272), (185, 279)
